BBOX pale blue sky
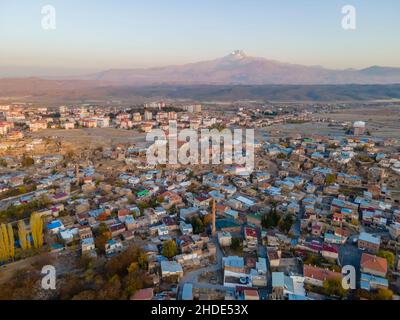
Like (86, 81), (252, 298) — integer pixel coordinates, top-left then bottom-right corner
(0, 0), (399, 74)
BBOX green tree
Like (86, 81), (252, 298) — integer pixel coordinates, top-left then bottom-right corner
(230, 238), (243, 253)
(278, 215), (294, 233)
(377, 250), (395, 269)
(162, 239), (177, 258)
(137, 252), (148, 270)
(137, 201), (149, 215)
(97, 222), (109, 236)
(261, 210), (280, 229)
(325, 173), (337, 185)
(323, 278), (346, 298)
(190, 216), (204, 234)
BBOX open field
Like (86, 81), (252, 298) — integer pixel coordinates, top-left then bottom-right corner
(32, 128), (148, 148)
(261, 105), (400, 139)
(315, 105), (400, 139)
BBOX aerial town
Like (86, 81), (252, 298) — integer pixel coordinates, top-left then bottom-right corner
(0, 101), (399, 300)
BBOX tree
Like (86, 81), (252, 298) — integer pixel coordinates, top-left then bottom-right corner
(325, 173), (337, 185)
(71, 290), (97, 300)
(30, 212), (44, 249)
(230, 238), (242, 253)
(137, 252), (148, 270)
(97, 275), (123, 300)
(377, 250), (395, 269)
(18, 220), (31, 250)
(0, 224), (10, 262)
(127, 262), (139, 274)
(0, 159), (7, 168)
(21, 156), (35, 167)
(190, 216), (204, 234)
(97, 222), (109, 236)
(7, 224), (14, 259)
(169, 204), (177, 215)
(137, 201), (149, 215)
(374, 288), (393, 300)
(323, 278), (346, 298)
(124, 270), (147, 297)
(0, 226), (7, 262)
(202, 214), (212, 226)
(95, 233), (109, 255)
(65, 150), (75, 160)
(149, 198), (158, 208)
(105, 245), (144, 277)
(162, 239), (177, 258)
(261, 210), (280, 229)
(278, 215), (294, 233)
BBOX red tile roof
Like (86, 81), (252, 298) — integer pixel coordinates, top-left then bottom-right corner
(361, 253), (388, 274)
(303, 265), (341, 282)
(245, 227), (257, 238)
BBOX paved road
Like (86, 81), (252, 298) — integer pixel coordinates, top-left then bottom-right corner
(338, 241), (362, 284)
(291, 207), (304, 238)
(0, 191), (37, 210)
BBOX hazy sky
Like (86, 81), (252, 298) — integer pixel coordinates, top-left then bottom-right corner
(0, 0), (399, 75)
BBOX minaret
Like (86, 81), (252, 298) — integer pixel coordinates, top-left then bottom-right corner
(75, 164), (80, 186)
(212, 198), (216, 237)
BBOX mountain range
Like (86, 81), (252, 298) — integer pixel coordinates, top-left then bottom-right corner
(78, 50), (400, 85)
(1, 51), (400, 102)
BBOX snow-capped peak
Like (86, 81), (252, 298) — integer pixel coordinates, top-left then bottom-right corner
(229, 50), (247, 59)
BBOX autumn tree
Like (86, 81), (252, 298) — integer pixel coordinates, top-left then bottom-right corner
(202, 214), (212, 226)
(97, 275), (123, 300)
(30, 213), (44, 249)
(7, 223), (14, 259)
(0, 224), (11, 262)
(21, 156), (35, 167)
(18, 220), (31, 250)
(278, 215), (294, 233)
(374, 288), (393, 300)
(162, 239), (177, 258)
(325, 173), (337, 185)
(105, 245), (144, 277)
(124, 270), (146, 297)
(0, 226), (7, 262)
